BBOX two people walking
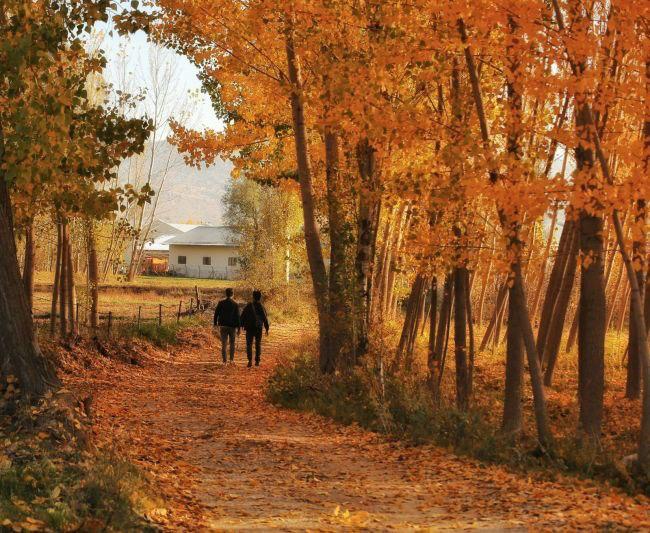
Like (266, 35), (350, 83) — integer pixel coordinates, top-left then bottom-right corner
(213, 288), (269, 367)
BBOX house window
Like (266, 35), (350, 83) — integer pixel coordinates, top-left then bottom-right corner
(178, 256), (187, 265)
(228, 257), (238, 267)
(203, 256), (211, 266)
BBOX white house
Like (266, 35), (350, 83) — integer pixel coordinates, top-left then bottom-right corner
(130, 221), (201, 274)
(167, 226), (241, 280)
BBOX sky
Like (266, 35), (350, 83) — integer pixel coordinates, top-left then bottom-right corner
(93, 23), (231, 225)
(98, 25), (222, 133)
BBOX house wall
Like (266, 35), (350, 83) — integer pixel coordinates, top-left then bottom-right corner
(168, 244), (240, 280)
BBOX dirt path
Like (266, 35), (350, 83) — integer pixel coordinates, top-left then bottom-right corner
(74, 326), (650, 531)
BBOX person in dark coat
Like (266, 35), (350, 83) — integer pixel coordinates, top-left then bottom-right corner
(213, 288), (240, 363)
(240, 290), (269, 367)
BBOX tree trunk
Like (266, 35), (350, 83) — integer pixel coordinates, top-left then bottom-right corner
(22, 221), (35, 312)
(576, 99), (606, 440)
(502, 279), (524, 435)
(537, 219), (574, 357)
(396, 273), (424, 367)
(476, 234), (495, 326)
(0, 132), (59, 398)
(427, 276), (438, 388)
(512, 260), (554, 449)
(543, 227), (579, 385)
(385, 204), (411, 316)
(480, 281), (508, 351)
(454, 266), (470, 410)
(87, 220), (100, 333)
(50, 221), (62, 335)
(325, 130), (355, 369)
(355, 139), (382, 358)
(626, 69), (649, 398)
(432, 274), (453, 400)
(285, 22), (332, 372)
(529, 204), (560, 322)
(59, 220), (68, 338)
(66, 224), (77, 336)
(459, 16), (552, 448)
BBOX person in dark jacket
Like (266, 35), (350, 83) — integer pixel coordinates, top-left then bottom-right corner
(213, 288), (240, 363)
(240, 290), (269, 367)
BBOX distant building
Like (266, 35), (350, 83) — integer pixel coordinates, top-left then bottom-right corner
(136, 221), (201, 275)
(167, 226), (241, 280)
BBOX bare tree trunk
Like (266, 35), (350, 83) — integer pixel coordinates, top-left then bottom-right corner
(385, 205), (410, 316)
(50, 222), (62, 334)
(576, 100), (606, 440)
(606, 254), (626, 331)
(87, 220), (100, 333)
(59, 220), (68, 338)
(432, 274), (453, 400)
(427, 277), (438, 387)
(530, 205), (560, 321)
(628, 62), (650, 399)
(66, 224), (77, 336)
(502, 279), (524, 435)
(396, 273), (424, 367)
(22, 221), (35, 312)
(480, 281), (508, 351)
(543, 228), (579, 385)
(285, 22), (332, 372)
(454, 266), (470, 410)
(476, 234), (495, 326)
(537, 219), (575, 357)
(0, 132), (59, 397)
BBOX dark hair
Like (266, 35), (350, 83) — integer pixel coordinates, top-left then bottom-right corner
(252, 290), (262, 302)
(225, 288), (234, 298)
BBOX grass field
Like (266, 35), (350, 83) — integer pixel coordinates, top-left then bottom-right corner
(32, 272), (240, 333)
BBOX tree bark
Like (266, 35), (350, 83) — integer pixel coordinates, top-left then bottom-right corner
(454, 266), (470, 410)
(575, 100), (606, 440)
(427, 276), (438, 386)
(22, 221), (35, 312)
(0, 129), (59, 398)
(325, 130), (355, 368)
(284, 22), (332, 372)
(530, 205), (559, 322)
(459, 16), (553, 448)
(50, 221), (62, 335)
(537, 219), (574, 357)
(87, 220), (100, 333)
(543, 226), (579, 385)
(502, 278), (524, 435)
(65, 223), (77, 336)
(59, 220), (68, 338)
(355, 139), (382, 358)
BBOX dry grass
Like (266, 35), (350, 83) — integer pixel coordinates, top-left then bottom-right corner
(394, 322), (641, 465)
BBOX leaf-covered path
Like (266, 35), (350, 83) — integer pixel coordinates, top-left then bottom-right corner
(75, 326), (650, 531)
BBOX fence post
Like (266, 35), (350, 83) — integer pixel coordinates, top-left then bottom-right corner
(137, 306), (142, 330)
(107, 311), (112, 338)
(76, 302), (80, 332)
(190, 297), (194, 312)
(159, 304), (163, 326)
(177, 300), (182, 323)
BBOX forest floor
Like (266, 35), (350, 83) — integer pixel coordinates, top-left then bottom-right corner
(65, 324), (650, 531)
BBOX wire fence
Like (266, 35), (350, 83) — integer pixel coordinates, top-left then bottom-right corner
(32, 291), (212, 340)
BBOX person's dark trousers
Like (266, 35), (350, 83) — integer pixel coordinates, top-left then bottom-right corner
(220, 326), (237, 362)
(246, 327), (263, 366)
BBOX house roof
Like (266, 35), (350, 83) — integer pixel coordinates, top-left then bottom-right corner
(162, 222), (201, 233)
(167, 226), (240, 247)
(144, 234), (177, 253)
